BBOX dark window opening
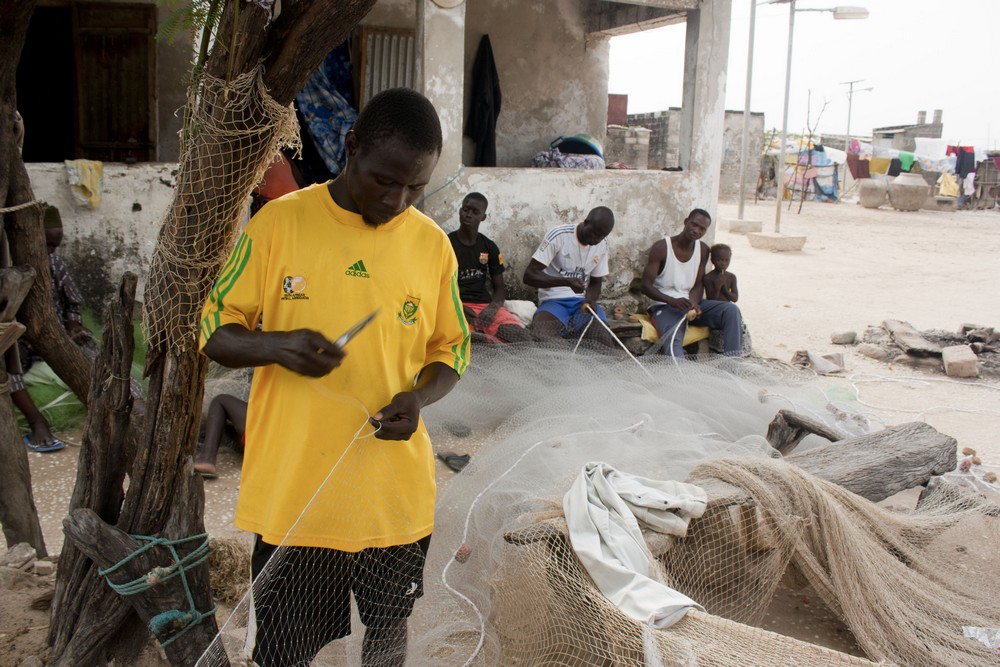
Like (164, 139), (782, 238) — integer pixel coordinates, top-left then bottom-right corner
(17, 3), (156, 163)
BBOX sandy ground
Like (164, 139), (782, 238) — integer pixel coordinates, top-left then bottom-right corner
(3, 197), (999, 665)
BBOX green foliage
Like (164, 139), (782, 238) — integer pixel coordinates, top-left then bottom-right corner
(17, 310), (150, 437)
(156, 0), (224, 46)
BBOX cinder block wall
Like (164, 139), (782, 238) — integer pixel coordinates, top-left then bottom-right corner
(627, 109), (677, 169)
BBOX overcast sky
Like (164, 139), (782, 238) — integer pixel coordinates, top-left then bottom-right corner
(609, 0), (997, 150)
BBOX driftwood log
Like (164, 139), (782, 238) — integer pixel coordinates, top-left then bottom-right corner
(699, 420), (956, 507)
(765, 409), (843, 455)
(63, 480), (217, 667)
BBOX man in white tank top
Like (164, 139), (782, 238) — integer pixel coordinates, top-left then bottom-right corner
(523, 207), (618, 346)
(640, 209), (742, 358)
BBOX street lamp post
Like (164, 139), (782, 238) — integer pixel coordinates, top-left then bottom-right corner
(736, 0), (758, 221)
(772, 3), (869, 235)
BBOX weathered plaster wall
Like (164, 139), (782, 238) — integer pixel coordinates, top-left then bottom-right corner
(719, 110), (765, 197)
(463, 0), (611, 168)
(362, 0), (415, 28)
(26, 161), (722, 313)
(25, 163), (178, 311)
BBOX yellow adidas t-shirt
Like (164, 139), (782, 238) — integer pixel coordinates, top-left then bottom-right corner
(199, 183), (470, 551)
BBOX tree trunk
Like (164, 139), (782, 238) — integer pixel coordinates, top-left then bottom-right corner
(48, 274), (143, 664)
(0, 0), (48, 559)
(49, 1), (378, 664)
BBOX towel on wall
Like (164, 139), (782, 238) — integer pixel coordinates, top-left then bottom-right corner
(64, 159), (103, 209)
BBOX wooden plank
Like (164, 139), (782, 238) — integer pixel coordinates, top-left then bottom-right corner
(883, 319), (942, 357)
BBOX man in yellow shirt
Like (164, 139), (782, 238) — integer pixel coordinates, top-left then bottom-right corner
(200, 88), (469, 667)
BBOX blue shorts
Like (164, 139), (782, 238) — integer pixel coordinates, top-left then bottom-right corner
(536, 297), (607, 335)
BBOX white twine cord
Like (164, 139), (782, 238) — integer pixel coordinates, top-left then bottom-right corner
(848, 372), (1000, 419)
(570, 315), (595, 356)
(580, 304), (656, 379)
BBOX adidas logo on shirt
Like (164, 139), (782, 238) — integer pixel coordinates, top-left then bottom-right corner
(345, 260), (370, 278)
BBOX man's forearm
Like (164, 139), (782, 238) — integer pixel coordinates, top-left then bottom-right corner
(203, 324), (276, 368)
(412, 362), (460, 408)
(523, 269), (567, 289)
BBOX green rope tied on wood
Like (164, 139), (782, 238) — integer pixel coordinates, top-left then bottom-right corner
(98, 533), (217, 648)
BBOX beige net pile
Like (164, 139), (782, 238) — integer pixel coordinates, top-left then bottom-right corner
(197, 345), (999, 666)
(143, 67), (299, 352)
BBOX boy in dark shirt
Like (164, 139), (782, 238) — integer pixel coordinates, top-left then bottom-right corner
(448, 193), (530, 343)
(703, 243), (738, 303)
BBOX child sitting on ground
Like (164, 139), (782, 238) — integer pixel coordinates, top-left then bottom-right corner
(703, 243), (738, 303)
(194, 393), (248, 479)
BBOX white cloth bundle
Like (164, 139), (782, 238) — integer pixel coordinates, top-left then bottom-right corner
(563, 461), (707, 629)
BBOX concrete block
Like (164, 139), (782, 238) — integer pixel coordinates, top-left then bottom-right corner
(891, 353), (943, 372)
(2, 543), (36, 569)
(831, 331), (857, 345)
(747, 232), (807, 252)
(942, 345), (979, 378)
(856, 343), (889, 361)
(723, 217), (762, 234)
(32, 560), (54, 576)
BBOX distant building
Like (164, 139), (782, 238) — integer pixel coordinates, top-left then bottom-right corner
(871, 110), (943, 151)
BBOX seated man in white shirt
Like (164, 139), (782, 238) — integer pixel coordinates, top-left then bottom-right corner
(523, 207), (617, 347)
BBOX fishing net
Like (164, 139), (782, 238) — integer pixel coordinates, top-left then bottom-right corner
(143, 66), (299, 353)
(195, 344), (999, 666)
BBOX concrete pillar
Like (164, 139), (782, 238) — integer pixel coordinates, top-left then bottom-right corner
(416, 0), (466, 195)
(678, 0), (732, 222)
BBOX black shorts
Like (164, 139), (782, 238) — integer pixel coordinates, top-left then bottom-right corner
(247, 533), (431, 667)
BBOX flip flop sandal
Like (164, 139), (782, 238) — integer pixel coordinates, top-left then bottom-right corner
(23, 434), (65, 453)
(193, 463), (219, 479)
(437, 451), (471, 473)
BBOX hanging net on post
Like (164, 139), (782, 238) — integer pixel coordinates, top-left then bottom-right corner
(143, 66), (300, 354)
(196, 344), (1000, 667)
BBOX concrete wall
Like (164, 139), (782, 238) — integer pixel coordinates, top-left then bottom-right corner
(628, 109), (679, 168)
(362, 0), (415, 27)
(872, 123), (943, 152)
(26, 162), (721, 312)
(629, 108), (763, 197)
(421, 168), (718, 307)
(25, 163), (177, 311)
(604, 126), (651, 170)
(463, 0), (611, 168)
(718, 110), (764, 197)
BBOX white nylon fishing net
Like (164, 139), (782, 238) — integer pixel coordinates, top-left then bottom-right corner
(195, 343), (999, 666)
